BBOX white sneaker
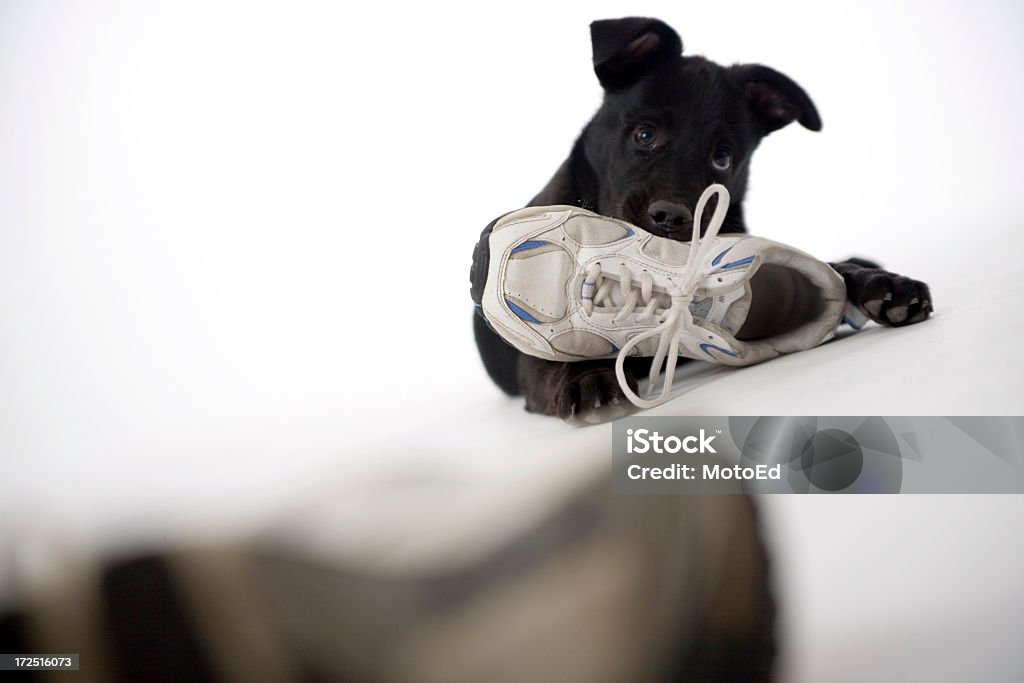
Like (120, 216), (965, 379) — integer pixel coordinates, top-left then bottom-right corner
(472, 185), (857, 408)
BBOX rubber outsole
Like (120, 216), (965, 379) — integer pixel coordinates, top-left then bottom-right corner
(469, 215), (501, 310)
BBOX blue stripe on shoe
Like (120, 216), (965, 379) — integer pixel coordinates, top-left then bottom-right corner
(842, 315), (863, 330)
(506, 299), (541, 323)
(623, 227), (634, 238)
(511, 240), (549, 254)
(699, 342), (738, 358)
(711, 245), (734, 266)
(720, 255), (755, 270)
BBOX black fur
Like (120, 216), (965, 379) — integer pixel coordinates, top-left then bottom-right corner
(474, 17), (932, 418)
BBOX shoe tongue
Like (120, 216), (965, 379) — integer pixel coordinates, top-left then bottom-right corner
(601, 282), (671, 310)
(594, 277), (750, 333)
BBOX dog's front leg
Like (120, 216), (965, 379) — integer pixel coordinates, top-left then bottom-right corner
(831, 258), (933, 327)
(518, 355), (641, 418)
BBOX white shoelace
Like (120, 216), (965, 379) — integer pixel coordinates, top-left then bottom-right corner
(596, 184), (732, 409)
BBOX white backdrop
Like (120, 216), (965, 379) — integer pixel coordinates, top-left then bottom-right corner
(3, 0), (1022, 508)
(2, 2), (1023, 680)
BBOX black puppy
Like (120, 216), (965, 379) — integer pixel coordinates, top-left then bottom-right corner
(473, 17), (931, 418)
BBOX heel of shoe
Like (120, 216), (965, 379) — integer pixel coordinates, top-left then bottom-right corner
(469, 213), (507, 309)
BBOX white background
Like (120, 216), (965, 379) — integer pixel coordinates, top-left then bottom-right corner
(2, 1), (1023, 680)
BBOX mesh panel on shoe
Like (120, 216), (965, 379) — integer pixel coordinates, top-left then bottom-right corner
(640, 238), (691, 266)
(630, 336), (662, 357)
(563, 216), (630, 245)
(549, 330), (616, 357)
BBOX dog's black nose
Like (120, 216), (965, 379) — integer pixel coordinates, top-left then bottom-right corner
(648, 200), (693, 231)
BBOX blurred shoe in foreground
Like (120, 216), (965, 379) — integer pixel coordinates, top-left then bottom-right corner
(1, 465), (775, 682)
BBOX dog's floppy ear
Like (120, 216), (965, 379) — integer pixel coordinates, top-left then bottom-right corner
(730, 64), (822, 134)
(590, 17), (683, 91)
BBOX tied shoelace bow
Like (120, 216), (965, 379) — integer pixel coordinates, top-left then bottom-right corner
(581, 184), (732, 409)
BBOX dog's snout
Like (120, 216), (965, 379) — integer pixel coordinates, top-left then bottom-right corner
(647, 200), (693, 231)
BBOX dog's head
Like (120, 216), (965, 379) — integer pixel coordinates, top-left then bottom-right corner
(582, 17), (821, 239)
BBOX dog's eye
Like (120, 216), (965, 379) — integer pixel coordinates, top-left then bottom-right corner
(711, 147), (732, 171)
(633, 126), (658, 148)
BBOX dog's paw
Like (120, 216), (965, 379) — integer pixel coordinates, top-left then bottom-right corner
(552, 367), (638, 421)
(520, 357), (638, 422)
(852, 269), (933, 327)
